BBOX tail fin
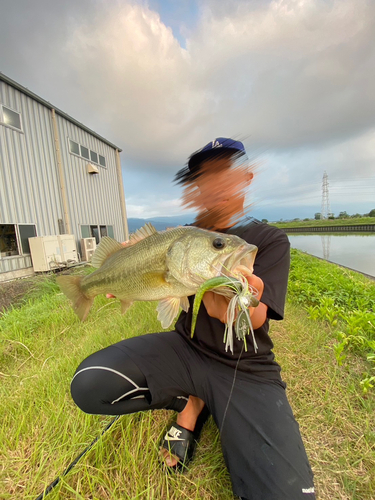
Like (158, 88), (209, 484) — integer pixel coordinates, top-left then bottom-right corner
(56, 275), (94, 321)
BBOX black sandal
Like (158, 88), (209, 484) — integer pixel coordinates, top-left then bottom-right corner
(160, 405), (210, 472)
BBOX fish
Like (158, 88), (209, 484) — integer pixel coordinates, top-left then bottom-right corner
(56, 223), (258, 329)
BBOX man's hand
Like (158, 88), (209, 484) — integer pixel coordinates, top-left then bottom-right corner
(202, 274), (268, 330)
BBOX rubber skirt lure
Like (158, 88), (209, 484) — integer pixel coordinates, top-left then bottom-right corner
(191, 275), (259, 354)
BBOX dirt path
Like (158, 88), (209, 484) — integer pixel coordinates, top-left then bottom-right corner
(0, 266), (87, 314)
(0, 277), (39, 313)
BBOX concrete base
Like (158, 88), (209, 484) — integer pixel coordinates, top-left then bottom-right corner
(0, 267), (35, 283)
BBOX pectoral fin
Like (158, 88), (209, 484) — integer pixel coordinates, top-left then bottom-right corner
(157, 297), (182, 329)
(120, 299), (133, 315)
(180, 296), (190, 312)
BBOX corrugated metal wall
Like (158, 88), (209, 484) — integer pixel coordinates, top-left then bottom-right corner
(0, 81), (62, 232)
(0, 255), (32, 273)
(56, 115), (125, 243)
(0, 79), (125, 275)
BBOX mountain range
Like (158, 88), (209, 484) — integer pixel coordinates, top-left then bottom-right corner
(127, 216), (195, 233)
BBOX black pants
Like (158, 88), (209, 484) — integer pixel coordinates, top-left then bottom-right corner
(71, 332), (315, 500)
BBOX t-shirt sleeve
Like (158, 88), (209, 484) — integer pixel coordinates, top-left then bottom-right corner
(246, 226), (290, 321)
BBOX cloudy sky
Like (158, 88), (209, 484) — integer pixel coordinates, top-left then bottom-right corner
(1, 0), (374, 222)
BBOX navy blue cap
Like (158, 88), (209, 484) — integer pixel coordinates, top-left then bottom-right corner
(174, 137), (246, 185)
(188, 137), (246, 172)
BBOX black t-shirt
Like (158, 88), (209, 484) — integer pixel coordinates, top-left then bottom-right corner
(175, 218), (290, 381)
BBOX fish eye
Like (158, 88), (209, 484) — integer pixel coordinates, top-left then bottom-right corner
(212, 237), (226, 250)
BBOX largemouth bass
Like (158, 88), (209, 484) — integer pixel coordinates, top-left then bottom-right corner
(57, 223), (257, 328)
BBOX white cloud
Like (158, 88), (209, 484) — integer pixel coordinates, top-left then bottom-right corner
(58, 0), (375, 165)
(189, 0), (375, 149)
(65, 2), (203, 165)
(250, 127), (375, 213)
(1, 0), (374, 218)
(127, 197), (190, 218)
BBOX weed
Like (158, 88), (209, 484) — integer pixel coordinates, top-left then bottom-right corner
(288, 249), (375, 392)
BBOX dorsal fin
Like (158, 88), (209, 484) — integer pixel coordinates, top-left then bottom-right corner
(91, 236), (124, 268)
(129, 223), (158, 244)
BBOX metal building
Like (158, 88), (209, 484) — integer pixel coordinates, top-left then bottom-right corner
(0, 73), (128, 282)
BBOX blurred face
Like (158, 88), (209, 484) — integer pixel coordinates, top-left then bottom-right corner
(181, 155), (254, 230)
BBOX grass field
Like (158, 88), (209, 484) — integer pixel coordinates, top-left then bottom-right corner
(270, 217), (375, 229)
(1, 259), (374, 499)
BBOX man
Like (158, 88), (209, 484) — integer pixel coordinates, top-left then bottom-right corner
(71, 138), (315, 499)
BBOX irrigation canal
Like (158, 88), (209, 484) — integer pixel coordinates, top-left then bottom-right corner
(286, 232), (375, 278)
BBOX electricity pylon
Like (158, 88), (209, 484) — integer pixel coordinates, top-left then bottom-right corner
(321, 171), (330, 219)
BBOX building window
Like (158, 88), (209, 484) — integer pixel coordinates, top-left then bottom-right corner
(1, 105), (22, 131)
(90, 225), (100, 244)
(18, 225), (37, 254)
(81, 225), (90, 239)
(107, 225), (114, 238)
(80, 145), (90, 160)
(69, 139), (80, 155)
(0, 224), (19, 256)
(81, 224), (114, 242)
(100, 225), (107, 238)
(0, 223), (36, 256)
(99, 155), (106, 167)
(68, 138), (106, 168)
(90, 150), (98, 164)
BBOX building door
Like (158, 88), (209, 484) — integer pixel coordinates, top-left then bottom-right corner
(90, 225), (99, 244)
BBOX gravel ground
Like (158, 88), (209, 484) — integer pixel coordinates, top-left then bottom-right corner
(0, 277), (37, 314)
(0, 265), (88, 314)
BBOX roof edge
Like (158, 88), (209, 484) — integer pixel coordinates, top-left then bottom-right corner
(0, 72), (122, 152)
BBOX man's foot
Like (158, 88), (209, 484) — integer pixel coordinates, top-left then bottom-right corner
(160, 396), (206, 468)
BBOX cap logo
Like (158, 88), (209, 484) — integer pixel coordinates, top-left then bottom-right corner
(212, 140), (222, 148)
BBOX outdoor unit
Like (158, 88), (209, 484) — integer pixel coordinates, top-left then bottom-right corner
(58, 235), (78, 264)
(81, 237), (96, 262)
(29, 236), (63, 272)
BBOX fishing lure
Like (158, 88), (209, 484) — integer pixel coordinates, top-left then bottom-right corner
(191, 274), (259, 354)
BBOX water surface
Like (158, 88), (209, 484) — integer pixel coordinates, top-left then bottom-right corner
(287, 233), (375, 277)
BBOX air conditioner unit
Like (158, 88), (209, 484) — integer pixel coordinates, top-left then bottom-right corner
(85, 249), (95, 262)
(29, 236), (63, 272)
(58, 235), (78, 264)
(81, 238), (96, 261)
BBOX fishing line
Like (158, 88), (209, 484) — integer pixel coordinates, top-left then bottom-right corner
(220, 343), (244, 434)
(208, 259), (258, 427)
(35, 415), (120, 500)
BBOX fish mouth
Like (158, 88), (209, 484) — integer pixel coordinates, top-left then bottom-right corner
(222, 244), (258, 276)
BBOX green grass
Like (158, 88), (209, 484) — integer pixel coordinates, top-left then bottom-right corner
(1, 262), (375, 499)
(272, 304), (375, 500)
(288, 249), (375, 391)
(270, 217), (375, 229)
